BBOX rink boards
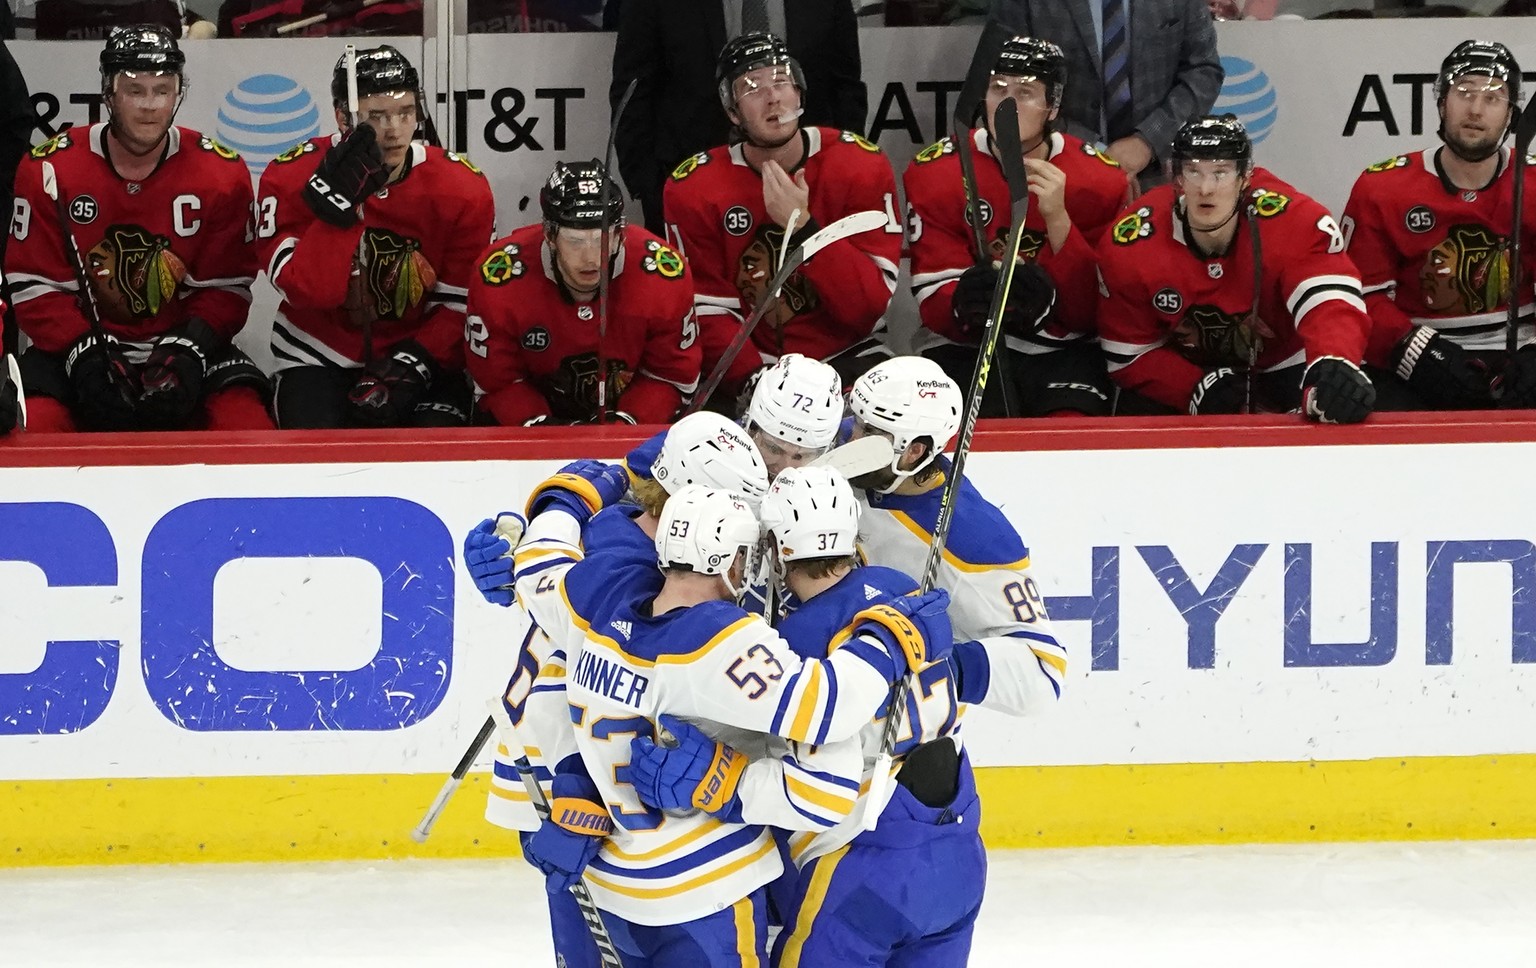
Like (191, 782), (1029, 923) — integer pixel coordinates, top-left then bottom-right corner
(3, 416), (1535, 866)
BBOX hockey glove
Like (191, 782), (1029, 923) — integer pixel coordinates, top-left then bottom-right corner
(1302, 357), (1375, 425)
(64, 331), (141, 431)
(137, 317), (220, 429)
(1389, 325), (1493, 410)
(628, 714), (748, 819)
(346, 339), (441, 427)
(586, 410), (637, 425)
(303, 124), (389, 227)
(525, 459), (630, 523)
(950, 262), (1057, 343)
(1187, 367), (1246, 415)
(0, 354), (19, 434)
(854, 588), (955, 678)
(523, 761), (612, 896)
(1498, 345), (1536, 409)
(462, 516), (518, 607)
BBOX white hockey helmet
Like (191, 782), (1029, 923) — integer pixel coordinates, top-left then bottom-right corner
(651, 411), (770, 508)
(745, 353), (844, 452)
(758, 465), (861, 565)
(848, 356), (963, 487)
(654, 484), (762, 597)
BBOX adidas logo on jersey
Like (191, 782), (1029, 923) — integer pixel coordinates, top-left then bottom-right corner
(864, 584), (881, 600)
(610, 620), (633, 639)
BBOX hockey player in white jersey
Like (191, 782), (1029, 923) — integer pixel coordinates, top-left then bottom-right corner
(740, 352), (845, 477)
(627, 465), (987, 965)
(525, 485), (953, 964)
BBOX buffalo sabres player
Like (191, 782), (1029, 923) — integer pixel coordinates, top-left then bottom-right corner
(629, 465), (988, 966)
(525, 484), (949, 964)
(1343, 40), (1535, 410)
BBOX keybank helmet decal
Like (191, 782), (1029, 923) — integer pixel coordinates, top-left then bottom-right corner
(217, 74), (322, 175)
(1215, 56), (1278, 146)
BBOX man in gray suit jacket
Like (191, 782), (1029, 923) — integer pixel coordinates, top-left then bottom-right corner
(991, 0), (1221, 191)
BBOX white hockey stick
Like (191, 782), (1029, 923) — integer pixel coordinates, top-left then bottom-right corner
(810, 435), (892, 481)
(690, 209), (889, 409)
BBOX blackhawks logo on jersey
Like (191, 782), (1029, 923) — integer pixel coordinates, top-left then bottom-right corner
(199, 137), (240, 162)
(357, 228), (437, 320)
(643, 239), (684, 279)
(1111, 206), (1154, 245)
(1419, 223), (1509, 316)
(670, 152), (710, 181)
(840, 131), (880, 153)
(1364, 155), (1408, 174)
(87, 224), (187, 322)
(1249, 190), (1290, 218)
(1172, 305), (1277, 369)
(480, 243), (525, 286)
(913, 139), (954, 165)
(30, 133), (71, 159)
(738, 225), (818, 327)
(1081, 142), (1121, 167)
(272, 141), (318, 165)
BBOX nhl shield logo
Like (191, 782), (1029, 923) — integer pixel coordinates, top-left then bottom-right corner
(578, 305), (594, 320)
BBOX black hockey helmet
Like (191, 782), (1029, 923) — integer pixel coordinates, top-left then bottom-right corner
(1172, 115), (1253, 170)
(1435, 40), (1521, 108)
(993, 37), (1066, 108)
(100, 24), (184, 90)
(331, 45), (421, 108)
(716, 32), (806, 113)
(540, 159), (626, 231)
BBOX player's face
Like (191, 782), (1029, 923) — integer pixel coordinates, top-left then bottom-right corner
(751, 427), (822, 478)
(1440, 74), (1512, 159)
(550, 225), (622, 295)
(351, 90), (418, 168)
(730, 66), (802, 148)
(106, 72), (180, 153)
(1175, 160), (1247, 232)
(983, 74), (1057, 147)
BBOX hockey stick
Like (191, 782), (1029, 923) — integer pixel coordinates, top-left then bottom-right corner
(274, 0), (394, 34)
(596, 77), (638, 424)
(341, 44), (376, 364)
(1506, 105), (1536, 358)
(486, 696), (626, 968)
(690, 209), (889, 411)
(864, 99), (1032, 829)
(2, 276), (25, 431)
(1243, 200), (1262, 414)
(413, 514), (529, 841)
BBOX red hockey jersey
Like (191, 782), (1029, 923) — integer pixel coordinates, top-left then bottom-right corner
(662, 127), (902, 386)
(255, 137), (495, 371)
(1096, 169), (1369, 412)
(903, 128), (1127, 350)
(464, 222), (701, 425)
(7, 125), (256, 354)
(1342, 146), (1536, 364)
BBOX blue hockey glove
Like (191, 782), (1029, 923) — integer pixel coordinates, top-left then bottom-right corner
(625, 430), (664, 483)
(462, 516), (516, 606)
(628, 715), (747, 819)
(523, 765), (612, 895)
(525, 459), (630, 523)
(853, 588), (954, 676)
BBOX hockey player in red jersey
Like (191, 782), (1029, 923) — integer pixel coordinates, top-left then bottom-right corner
(6, 25), (270, 433)
(464, 159), (700, 426)
(1342, 40), (1535, 411)
(1097, 115), (1376, 422)
(255, 45), (495, 429)
(664, 32), (902, 405)
(904, 36), (1128, 417)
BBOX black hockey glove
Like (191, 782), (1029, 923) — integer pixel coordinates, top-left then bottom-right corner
(586, 410), (637, 425)
(303, 124), (389, 228)
(138, 317), (221, 429)
(1187, 367), (1246, 415)
(1497, 344), (1536, 409)
(64, 331), (141, 431)
(950, 262), (1057, 344)
(1302, 357), (1375, 424)
(1389, 325), (1493, 410)
(346, 339), (441, 427)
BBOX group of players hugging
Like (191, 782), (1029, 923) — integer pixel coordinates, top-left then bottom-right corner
(2, 19), (1535, 438)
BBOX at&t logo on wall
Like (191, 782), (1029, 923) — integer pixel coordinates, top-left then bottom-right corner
(217, 74), (322, 176)
(1215, 56), (1277, 146)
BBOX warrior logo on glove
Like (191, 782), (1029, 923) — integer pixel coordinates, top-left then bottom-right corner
(88, 224), (187, 322)
(1171, 305), (1277, 368)
(1418, 224), (1509, 316)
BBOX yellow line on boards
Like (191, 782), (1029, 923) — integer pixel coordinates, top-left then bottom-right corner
(5, 755), (1534, 868)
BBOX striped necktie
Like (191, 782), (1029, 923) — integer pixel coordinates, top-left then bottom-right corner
(741, 0), (769, 35)
(1102, 0), (1134, 140)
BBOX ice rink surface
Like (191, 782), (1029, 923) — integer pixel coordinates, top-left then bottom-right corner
(6, 840), (1534, 967)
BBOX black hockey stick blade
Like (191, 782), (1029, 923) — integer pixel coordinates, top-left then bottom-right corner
(595, 77), (639, 422)
(954, 19), (1012, 132)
